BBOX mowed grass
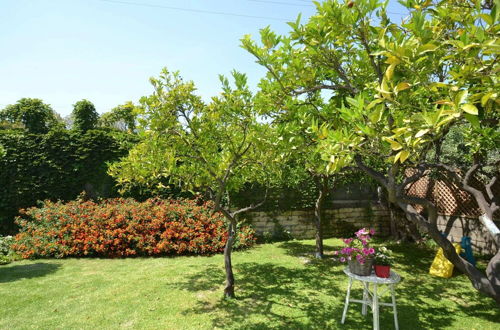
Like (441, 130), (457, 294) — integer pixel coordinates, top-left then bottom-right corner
(1, 238), (499, 329)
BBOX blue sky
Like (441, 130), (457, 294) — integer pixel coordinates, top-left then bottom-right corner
(0, 0), (408, 117)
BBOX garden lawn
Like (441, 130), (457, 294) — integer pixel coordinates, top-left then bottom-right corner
(1, 238), (499, 329)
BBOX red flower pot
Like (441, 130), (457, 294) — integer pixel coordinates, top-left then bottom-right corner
(374, 264), (391, 278)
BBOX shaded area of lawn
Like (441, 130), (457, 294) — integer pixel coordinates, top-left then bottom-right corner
(1, 239), (499, 329)
(0, 262), (61, 283)
(169, 240), (499, 329)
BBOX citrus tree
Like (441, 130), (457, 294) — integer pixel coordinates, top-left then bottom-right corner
(109, 68), (279, 298)
(243, 0), (500, 303)
(254, 74), (357, 258)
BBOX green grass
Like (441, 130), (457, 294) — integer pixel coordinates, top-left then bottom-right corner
(1, 238), (499, 329)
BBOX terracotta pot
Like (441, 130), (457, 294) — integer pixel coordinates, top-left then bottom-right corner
(374, 264), (391, 278)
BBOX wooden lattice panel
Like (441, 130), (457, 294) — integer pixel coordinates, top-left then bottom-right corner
(405, 170), (499, 219)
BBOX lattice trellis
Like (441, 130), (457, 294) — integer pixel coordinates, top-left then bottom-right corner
(405, 170), (500, 219)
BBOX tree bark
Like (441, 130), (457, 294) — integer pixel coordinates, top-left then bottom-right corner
(215, 191), (267, 299)
(223, 219), (236, 298)
(314, 175), (329, 258)
(354, 155), (500, 304)
(396, 200), (500, 304)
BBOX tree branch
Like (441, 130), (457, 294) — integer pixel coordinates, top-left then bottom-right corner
(292, 83), (357, 96)
(231, 188), (268, 217)
(354, 154), (388, 188)
(356, 23), (383, 83)
(486, 175), (498, 202)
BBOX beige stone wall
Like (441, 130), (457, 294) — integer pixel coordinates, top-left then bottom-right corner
(243, 206), (497, 254)
(437, 215), (498, 254)
(242, 204), (392, 240)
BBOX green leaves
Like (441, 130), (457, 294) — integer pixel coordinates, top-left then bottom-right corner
(462, 104), (478, 115)
(418, 43), (439, 55)
(394, 150), (410, 163)
(0, 129), (135, 232)
(111, 68), (281, 203)
(242, 0), (499, 173)
(0, 98), (61, 134)
(395, 82), (411, 93)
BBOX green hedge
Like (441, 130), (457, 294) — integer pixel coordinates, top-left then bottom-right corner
(0, 129), (137, 234)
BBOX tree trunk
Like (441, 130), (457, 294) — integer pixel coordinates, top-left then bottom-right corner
(397, 200), (500, 304)
(389, 206), (400, 240)
(354, 156), (500, 304)
(214, 191), (267, 299)
(223, 219), (236, 298)
(314, 175), (329, 258)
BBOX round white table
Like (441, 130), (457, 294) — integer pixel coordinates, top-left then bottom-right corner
(341, 267), (401, 330)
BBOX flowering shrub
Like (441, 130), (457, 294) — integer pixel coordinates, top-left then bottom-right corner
(0, 235), (15, 264)
(12, 198), (256, 259)
(334, 228), (376, 264)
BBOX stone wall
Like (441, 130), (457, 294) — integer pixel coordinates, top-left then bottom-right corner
(243, 205), (497, 254)
(241, 203), (391, 240)
(437, 215), (498, 254)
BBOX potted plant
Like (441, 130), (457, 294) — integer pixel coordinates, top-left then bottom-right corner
(374, 246), (393, 278)
(334, 228), (376, 276)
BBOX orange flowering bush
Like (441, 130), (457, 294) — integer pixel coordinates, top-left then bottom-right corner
(12, 198), (256, 259)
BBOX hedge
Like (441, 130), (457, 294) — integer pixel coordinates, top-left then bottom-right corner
(0, 129), (137, 233)
(12, 198), (256, 258)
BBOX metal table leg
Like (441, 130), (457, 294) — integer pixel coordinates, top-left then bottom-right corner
(341, 277), (353, 324)
(372, 283), (379, 330)
(391, 284), (399, 330)
(362, 282), (369, 316)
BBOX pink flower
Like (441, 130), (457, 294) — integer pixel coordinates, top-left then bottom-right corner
(343, 238), (354, 245)
(356, 254), (366, 264)
(369, 228), (375, 235)
(340, 257), (346, 262)
(355, 228), (368, 237)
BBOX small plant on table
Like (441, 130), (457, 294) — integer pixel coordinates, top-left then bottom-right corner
(374, 246), (394, 278)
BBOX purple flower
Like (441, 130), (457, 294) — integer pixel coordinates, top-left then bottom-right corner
(340, 257), (346, 262)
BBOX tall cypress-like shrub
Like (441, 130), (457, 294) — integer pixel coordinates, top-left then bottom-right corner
(72, 100), (99, 132)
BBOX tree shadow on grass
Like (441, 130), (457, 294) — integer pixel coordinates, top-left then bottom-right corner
(0, 262), (61, 283)
(278, 240), (344, 259)
(165, 255), (500, 329)
(281, 240), (500, 328)
(167, 261), (349, 329)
